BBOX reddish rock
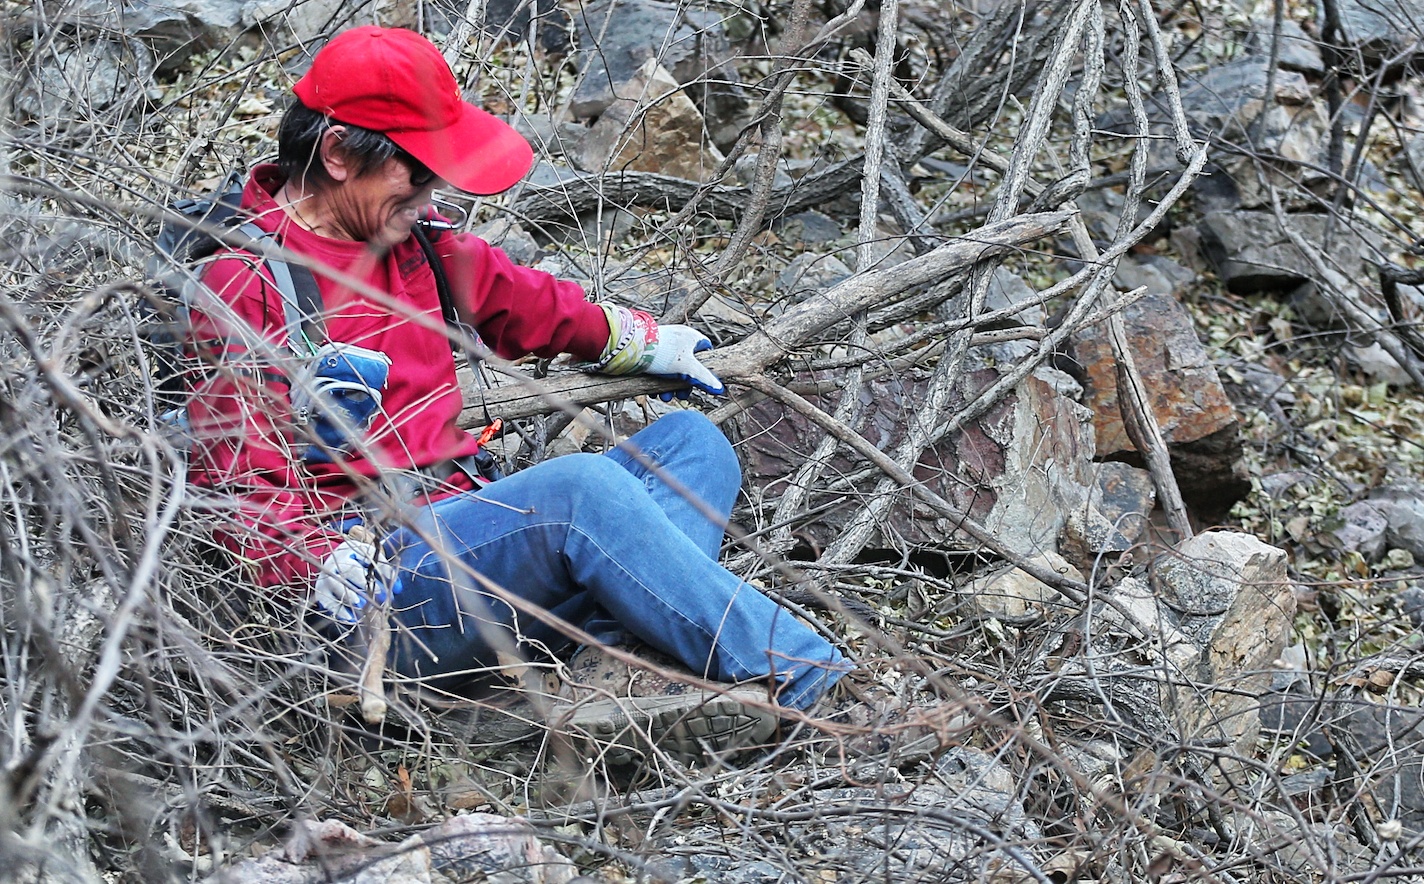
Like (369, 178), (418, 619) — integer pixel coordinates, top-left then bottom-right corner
(1066, 292), (1248, 509)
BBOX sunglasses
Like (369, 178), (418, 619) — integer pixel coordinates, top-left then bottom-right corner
(393, 149), (438, 189)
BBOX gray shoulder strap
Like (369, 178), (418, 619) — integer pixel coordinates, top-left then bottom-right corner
(235, 222), (324, 355)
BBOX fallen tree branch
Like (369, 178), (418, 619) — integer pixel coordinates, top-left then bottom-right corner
(459, 210), (1073, 424)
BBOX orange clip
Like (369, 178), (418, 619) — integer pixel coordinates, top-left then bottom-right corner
(476, 418), (503, 446)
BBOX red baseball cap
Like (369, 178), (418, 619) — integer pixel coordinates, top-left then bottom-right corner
(293, 26), (534, 195)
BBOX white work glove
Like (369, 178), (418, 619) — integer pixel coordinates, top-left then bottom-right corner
(313, 533), (399, 624)
(588, 305), (724, 397)
(647, 324), (724, 396)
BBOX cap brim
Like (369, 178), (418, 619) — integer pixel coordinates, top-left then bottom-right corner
(390, 104), (534, 196)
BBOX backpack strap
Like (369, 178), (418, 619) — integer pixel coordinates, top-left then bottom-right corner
(413, 221), (461, 352)
(234, 222), (326, 356)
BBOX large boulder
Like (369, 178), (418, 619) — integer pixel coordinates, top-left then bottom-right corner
(1249, 18), (1326, 74)
(71, 0), (247, 74)
(242, 0), (382, 46)
(1327, 0), (1424, 70)
(1066, 291), (1248, 510)
(1105, 57), (1329, 212)
(12, 36), (156, 124)
(966, 551), (1082, 619)
(733, 358), (1095, 558)
(1154, 532), (1296, 759)
(1197, 211), (1380, 296)
(572, 60), (726, 182)
(1317, 500), (1390, 562)
(1337, 698), (1424, 836)
(569, 0), (746, 147)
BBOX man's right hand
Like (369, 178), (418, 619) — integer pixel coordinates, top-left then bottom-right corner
(314, 533), (398, 624)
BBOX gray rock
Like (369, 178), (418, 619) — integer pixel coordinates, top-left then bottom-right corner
(844, 749), (1043, 878)
(1396, 585), (1424, 627)
(1181, 59), (1315, 118)
(1258, 470), (1313, 498)
(1338, 699), (1424, 835)
(520, 163), (640, 247)
(1190, 71), (1330, 212)
(12, 37), (156, 124)
(645, 854), (782, 883)
(1280, 767), (1332, 798)
(1249, 18), (1326, 74)
(1271, 642), (1310, 692)
(728, 153), (795, 190)
(1222, 361), (1296, 409)
(569, 0), (746, 144)
(243, 0), (382, 46)
(473, 218), (541, 266)
(1096, 575), (1201, 673)
(773, 210), (846, 250)
(966, 552), (1080, 619)
(1369, 480), (1424, 560)
(1318, 500), (1390, 561)
(512, 114), (589, 160)
(985, 267), (1045, 326)
(1154, 532), (1296, 759)
(1400, 133), (1424, 189)
(1327, 0), (1424, 66)
(1198, 211), (1380, 295)
(1068, 184), (1127, 242)
(1260, 688), (1333, 758)
(572, 60), (726, 182)
(1349, 342), (1415, 387)
(1112, 253), (1197, 297)
(72, 0), (246, 74)
(776, 251), (853, 295)
(662, 748), (1042, 881)
(477, 0), (573, 54)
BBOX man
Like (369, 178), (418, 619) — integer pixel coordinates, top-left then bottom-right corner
(185, 26), (845, 763)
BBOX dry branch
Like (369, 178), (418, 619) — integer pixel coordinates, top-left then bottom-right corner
(459, 211), (1072, 425)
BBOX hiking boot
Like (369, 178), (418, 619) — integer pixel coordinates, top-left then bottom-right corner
(551, 642), (779, 766)
(554, 687), (779, 766)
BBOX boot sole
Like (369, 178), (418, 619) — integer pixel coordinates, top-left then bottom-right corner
(556, 690), (778, 766)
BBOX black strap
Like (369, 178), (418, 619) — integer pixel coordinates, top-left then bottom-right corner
(413, 222), (459, 344)
(413, 220), (500, 435)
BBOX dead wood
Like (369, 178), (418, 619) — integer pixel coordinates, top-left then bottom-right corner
(458, 210), (1073, 425)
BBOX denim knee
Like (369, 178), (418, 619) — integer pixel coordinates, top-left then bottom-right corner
(542, 452), (648, 512)
(639, 411), (741, 490)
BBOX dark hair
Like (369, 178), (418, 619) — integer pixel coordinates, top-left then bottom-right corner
(276, 101), (401, 186)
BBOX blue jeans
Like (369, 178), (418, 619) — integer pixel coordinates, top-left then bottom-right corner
(384, 411), (845, 710)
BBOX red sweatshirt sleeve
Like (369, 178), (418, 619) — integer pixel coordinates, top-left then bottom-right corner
(436, 233), (610, 361)
(185, 253), (344, 590)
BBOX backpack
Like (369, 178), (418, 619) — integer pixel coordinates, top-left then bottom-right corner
(143, 168), (464, 433)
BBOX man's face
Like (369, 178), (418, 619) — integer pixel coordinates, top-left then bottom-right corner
(325, 146), (441, 249)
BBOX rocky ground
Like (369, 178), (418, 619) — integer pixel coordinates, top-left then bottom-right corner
(6, 0), (1424, 881)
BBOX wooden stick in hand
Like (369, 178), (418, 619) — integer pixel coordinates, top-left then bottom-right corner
(347, 524), (391, 725)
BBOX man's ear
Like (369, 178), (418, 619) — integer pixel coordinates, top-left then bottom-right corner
(319, 126), (351, 183)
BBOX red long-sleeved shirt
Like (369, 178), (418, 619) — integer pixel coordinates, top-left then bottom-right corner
(186, 165), (610, 589)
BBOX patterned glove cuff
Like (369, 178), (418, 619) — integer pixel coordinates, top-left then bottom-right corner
(589, 304), (659, 375)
